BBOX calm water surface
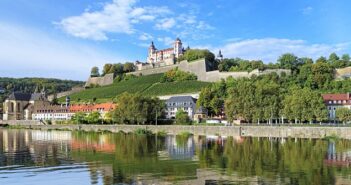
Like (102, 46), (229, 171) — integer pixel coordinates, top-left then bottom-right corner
(0, 129), (350, 185)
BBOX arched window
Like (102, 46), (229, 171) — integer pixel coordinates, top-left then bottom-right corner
(17, 102), (21, 112)
(10, 102), (14, 112)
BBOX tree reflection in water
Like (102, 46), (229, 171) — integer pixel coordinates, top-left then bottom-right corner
(1, 129), (351, 185)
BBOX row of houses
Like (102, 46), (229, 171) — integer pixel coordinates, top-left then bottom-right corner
(2, 92), (115, 121)
(2, 90), (350, 122)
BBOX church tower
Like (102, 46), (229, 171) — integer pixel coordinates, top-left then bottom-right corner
(174, 38), (183, 58)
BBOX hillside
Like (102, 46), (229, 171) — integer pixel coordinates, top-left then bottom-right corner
(0, 77), (84, 105)
(64, 73), (211, 103)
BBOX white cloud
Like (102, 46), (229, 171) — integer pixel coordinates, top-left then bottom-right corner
(209, 38), (348, 62)
(302, 6), (313, 15)
(157, 37), (174, 46)
(139, 33), (153, 41)
(58, 0), (172, 41)
(0, 23), (123, 80)
(155, 18), (176, 30)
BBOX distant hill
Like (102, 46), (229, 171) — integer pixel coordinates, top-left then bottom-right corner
(0, 77), (84, 104)
(62, 73), (211, 103)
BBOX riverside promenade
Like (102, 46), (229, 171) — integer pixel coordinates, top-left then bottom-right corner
(1, 121), (351, 139)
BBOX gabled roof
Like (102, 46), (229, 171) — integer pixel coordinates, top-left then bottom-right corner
(166, 96), (197, 103)
(7, 92), (32, 101)
(30, 93), (47, 101)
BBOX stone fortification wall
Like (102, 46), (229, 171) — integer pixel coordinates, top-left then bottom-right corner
(127, 59), (291, 82)
(85, 73), (114, 87)
(48, 87), (84, 101)
(335, 66), (351, 79)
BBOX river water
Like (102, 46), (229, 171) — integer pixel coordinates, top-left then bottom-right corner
(0, 129), (350, 185)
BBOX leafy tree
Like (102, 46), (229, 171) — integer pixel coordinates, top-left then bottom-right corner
(311, 62), (333, 88)
(160, 68), (197, 83)
(90, 66), (100, 77)
(123, 62), (135, 73)
(85, 111), (101, 124)
(278, 53), (299, 71)
(102, 64), (113, 75)
(175, 109), (191, 125)
(336, 107), (351, 124)
(72, 112), (86, 124)
(341, 54), (350, 62)
(111, 92), (164, 125)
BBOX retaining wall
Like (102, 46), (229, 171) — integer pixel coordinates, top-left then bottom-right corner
(2, 122), (351, 139)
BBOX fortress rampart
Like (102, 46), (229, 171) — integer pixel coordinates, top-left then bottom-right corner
(128, 59), (291, 82)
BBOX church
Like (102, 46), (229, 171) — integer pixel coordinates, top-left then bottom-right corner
(2, 89), (51, 120)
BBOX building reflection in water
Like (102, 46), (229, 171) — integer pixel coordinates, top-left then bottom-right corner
(325, 141), (351, 167)
(0, 129), (72, 167)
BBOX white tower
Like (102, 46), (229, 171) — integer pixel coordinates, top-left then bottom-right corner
(174, 38), (183, 58)
(148, 41), (156, 63)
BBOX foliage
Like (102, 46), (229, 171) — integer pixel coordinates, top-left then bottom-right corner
(71, 112), (87, 124)
(160, 68), (197, 83)
(335, 107), (351, 124)
(219, 58), (267, 72)
(64, 74), (210, 103)
(85, 111), (101, 124)
(111, 92), (164, 125)
(90, 66), (100, 77)
(177, 49), (215, 62)
(101, 62), (135, 76)
(175, 109), (191, 125)
(133, 128), (153, 135)
(282, 87), (327, 123)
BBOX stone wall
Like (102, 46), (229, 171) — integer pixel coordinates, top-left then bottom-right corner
(2, 122), (351, 139)
(127, 59), (291, 82)
(335, 66), (351, 79)
(48, 86), (85, 101)
(85, 73), (114, 87)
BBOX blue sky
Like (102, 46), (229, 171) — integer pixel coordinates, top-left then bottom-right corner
(0, 0), (351, 80)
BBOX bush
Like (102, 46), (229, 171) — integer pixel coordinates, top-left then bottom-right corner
(160, 68), (197, 83)
(134, 128), (153, 135)
(177, 49), (215, 63)
(175, 109), (191, 125)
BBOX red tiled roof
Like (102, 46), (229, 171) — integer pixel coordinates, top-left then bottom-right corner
(322, 93), (350, 101)
(69, 103), (116, 113)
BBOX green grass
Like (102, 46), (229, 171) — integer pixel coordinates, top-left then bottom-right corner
(61, 73), (211, 103)
(143, 80), (211, 96)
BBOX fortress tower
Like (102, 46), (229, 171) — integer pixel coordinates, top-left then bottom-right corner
(147, 38), (184, 65)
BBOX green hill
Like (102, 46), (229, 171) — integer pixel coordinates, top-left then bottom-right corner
(64, 73), (211, 103)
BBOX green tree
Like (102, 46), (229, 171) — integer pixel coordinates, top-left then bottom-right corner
(278, 53), (299, 71)
(111, 92), (164, 125)
(123, 62), (135, 73)
(102, 64), (113, 75)
(175, 109), (191, 125)
(336, 107), (351, 124)
(72, 112), (87, 124)
(85, 111), (101, 124)
(90, 66), (100, 77)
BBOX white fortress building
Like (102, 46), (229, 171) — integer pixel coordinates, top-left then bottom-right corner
(135, 38), (186, 71)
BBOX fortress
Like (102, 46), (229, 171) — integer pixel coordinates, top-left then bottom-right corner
(135, 38), (186, 71)
(86, 38), (291, 86)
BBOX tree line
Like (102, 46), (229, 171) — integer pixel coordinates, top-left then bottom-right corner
(198, 52), (351, 124)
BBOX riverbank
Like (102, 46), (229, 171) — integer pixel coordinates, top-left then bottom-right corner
(2, 123), (351, 139)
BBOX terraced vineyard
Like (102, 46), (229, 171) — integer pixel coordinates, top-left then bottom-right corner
(64, 73), (211, 103)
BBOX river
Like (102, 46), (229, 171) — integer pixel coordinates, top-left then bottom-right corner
(0, 129), (350, 185)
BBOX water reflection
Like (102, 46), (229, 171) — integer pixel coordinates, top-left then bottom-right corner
(0, 129), (351, 185)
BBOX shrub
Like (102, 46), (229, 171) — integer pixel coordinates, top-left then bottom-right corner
(175, 109), (191, 125)
(160, 68), (197, 83)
